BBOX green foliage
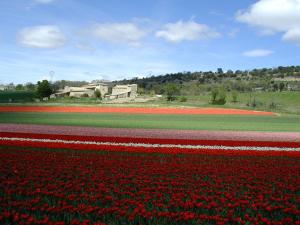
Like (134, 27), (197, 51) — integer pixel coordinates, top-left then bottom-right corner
(113, 65), (300, 94)
(269, 100), (277, 110)
(25, 82), (36, 91)
(273, 83), (278, 91)
(216, 88), (227, 105)
(149, 90), (156, 96)
(137, 87), (145, 95)
(279, 82), (285, 92)
(37, 80), (53, 98)
(211, 88), (219, 102)
(211, 87), (226, 105)
(231, 90), (238, 102)
(94, 89), (102, 99)
(164, 83), (180, 101)
(179, 96), (187, 102)
(15, 84), (24, 91)
(0, 91), (36, 103)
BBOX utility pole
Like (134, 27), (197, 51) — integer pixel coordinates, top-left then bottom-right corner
(49, 71), (55, 83)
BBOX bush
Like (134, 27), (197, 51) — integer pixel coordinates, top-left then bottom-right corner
(149, 90), (156, 96)
(137, 87), (145, 95)
(179, 96), (187, 102)
(269, 101), (277, 110)
(211, 87), (226, 105)
(94, 89), (102, 99)
(211, 88), (219, 102)
(218, 88), (226, 104)
(165, 83), (180, 101)
(231, 90), (238, 102)
(279, 82), (285, 92)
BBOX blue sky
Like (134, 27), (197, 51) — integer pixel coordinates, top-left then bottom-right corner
(0, 0), (300, 84)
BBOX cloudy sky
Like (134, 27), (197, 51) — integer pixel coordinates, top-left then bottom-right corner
(0, 0), (300, 84)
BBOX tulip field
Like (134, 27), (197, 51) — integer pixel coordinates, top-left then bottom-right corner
(1, 131), (300, 225)
(0, 106), (300, 225)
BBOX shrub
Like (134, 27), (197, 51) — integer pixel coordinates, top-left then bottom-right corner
(231, 90), (238, 102)
(211, 88), (219, 102)
(211, 87), (226, 105)
(217, 88), (227, 104)
(94, 89), (102, 99)
(165, 83), (180, 101)
(179, 96), (187, 102)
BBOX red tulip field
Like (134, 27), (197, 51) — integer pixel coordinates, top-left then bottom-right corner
(1, 130), (300, 225)
(0, 105), (276, 115)
(0, 104), (299, 225)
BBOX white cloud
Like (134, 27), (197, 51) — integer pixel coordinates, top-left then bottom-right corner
(87, 22), (146, 46)
(282, 28), (300, 45)
(155, 20), (220, 43)
(18, 25), (67, 49)
(34, 0), (56, 4)
(236, 0), (300, 45)
(242, 49), (274, 57)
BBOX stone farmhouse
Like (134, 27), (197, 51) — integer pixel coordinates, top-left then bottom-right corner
(55, 83), (108, 98)
(108, 84), (137, 100)
(55, 83), (138, 100)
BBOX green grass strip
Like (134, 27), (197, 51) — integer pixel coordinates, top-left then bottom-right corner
(0, 112), (300, 132)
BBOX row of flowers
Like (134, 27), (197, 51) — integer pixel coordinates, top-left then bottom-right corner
(0, 132), (300, 157)
(1, 143), (300, 224)
(1, 131), (299, 147)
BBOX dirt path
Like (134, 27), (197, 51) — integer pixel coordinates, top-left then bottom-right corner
(0, 106), (276, 115)
(0, 124), (298, 142)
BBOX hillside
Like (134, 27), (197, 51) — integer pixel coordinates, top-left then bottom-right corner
(114, 66), (300, 94)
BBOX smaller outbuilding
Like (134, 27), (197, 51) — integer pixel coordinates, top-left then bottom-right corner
(108, 84), (138, 100)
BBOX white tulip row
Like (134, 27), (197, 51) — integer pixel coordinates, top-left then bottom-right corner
(1, 137), (300, 152)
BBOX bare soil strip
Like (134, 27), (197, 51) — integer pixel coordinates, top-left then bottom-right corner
(1, 124), (299, 142)
(0, 106), (276, 115)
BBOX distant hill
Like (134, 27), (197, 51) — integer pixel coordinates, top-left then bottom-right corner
(113, 66), (300, 94)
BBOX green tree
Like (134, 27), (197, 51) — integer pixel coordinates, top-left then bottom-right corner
(137, 87), (145, 95)
(164, 83), (179, 101)
(273, 83), (279, 91)
(211, 87), (226, 105)
(16, 84), (24, 91)
(25, 82), (36, 91)
(179, 96), (187, 102)
(149, 90), (156, 96)
(211, 87), (219, 102)
(94, 89), (102, 99)
(231, 90), (238, 102)
(279, 82), (285, 92)
(217, 87), (227, 104)
(37, 80), (52, 98)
